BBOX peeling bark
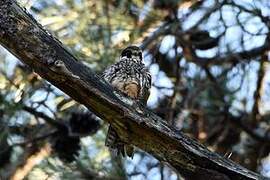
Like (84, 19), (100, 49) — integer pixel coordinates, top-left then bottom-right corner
(0, 0), (267, 179)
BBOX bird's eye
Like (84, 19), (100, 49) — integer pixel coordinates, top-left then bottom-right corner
(138, 52), (142, 60)
(127, 50), (132, 58)
(123, 50), (132, 58)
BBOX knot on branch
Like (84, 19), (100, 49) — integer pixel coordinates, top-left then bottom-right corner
(50, 60), (80, 79)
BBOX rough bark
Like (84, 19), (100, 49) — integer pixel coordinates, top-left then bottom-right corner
(0, 0), (267, 179)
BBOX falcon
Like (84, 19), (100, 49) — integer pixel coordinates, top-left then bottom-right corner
(102, 45), (151, 157)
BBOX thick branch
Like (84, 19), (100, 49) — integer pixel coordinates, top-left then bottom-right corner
(0, 1), (266, 179)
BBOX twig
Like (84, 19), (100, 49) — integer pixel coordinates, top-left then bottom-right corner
(251, 51), (268, 124)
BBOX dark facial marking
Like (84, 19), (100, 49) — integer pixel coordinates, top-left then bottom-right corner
(121, 46), (143, 61)
(138, 51), (142, 60)
(121, 49), (132, 58)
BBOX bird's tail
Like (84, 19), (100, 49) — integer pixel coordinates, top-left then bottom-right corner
(105, 125), (134, 158)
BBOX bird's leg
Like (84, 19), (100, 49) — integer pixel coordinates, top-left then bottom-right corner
(133, 99), (145, 115)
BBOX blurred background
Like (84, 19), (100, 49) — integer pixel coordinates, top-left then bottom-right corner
(0, 0), (270, 179)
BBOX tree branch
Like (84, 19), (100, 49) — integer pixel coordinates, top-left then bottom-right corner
(22, 105), (65, 128)
(173, 30), (269, 67)
(251, 51), (268, 124)
(0, 0), (266, 179)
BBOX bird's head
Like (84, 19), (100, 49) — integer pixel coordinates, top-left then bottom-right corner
(120, 45), (143, 63)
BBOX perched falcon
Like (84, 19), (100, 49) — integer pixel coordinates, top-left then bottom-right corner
(102, 45), (151, 157)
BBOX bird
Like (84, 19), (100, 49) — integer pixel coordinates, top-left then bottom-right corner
(102, 45), (151, 157)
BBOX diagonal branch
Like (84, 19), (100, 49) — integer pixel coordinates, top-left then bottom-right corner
(22, 105), (64, 128)
(173, 30), (269, 67)
(0, 0), (266, 179)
